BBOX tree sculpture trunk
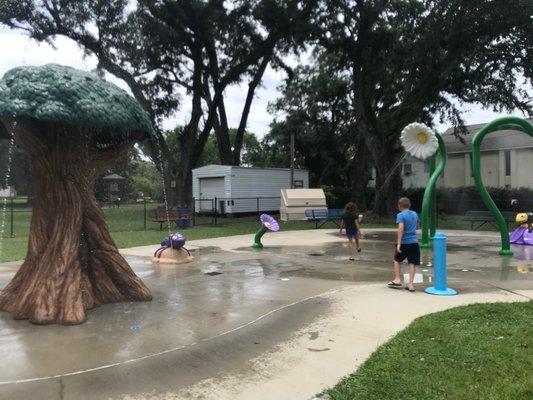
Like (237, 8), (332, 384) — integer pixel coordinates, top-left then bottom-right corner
(0, 118), (152, 325)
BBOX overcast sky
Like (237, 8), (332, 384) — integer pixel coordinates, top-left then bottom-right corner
(0, 28), (529, 137)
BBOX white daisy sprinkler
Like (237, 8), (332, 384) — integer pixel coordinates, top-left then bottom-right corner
(400, 122), (439, 160)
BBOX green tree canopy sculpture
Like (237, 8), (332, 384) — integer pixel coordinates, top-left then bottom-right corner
(0, 64), (152, 325)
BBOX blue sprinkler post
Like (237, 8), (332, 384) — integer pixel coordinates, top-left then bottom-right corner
(425, 232), (457, 296)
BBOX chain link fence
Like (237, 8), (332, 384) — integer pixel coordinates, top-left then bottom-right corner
(0, 196), (285, 238)
(2, 194), (531, 238)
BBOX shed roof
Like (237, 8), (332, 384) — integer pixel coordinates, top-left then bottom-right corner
(193, 164), (309, 173)
(441, 118), (533, 154)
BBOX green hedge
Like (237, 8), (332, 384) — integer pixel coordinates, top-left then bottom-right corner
(322, 185), (533, 214)
(401, 186), (533, 214)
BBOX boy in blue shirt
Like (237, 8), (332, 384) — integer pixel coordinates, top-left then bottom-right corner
(388, 197), (420, 292)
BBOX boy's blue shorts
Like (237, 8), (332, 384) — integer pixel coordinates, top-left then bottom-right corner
(346, 228), (358, 239)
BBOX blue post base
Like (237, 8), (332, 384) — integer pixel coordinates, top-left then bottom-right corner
(425, 286), (457, 296)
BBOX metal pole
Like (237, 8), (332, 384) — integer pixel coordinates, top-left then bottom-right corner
(143, 198), (147, 230)
(290, 132), (295, 189)
(192, 197), (196, 227)
(10, 197), (14, 238)
(257, 197), (260, 215)
(214, 197), (217, 226)
(425, 232), (457, 296)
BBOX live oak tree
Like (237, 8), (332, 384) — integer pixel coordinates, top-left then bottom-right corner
(0, 64), (152, 325)
(312, 0), (532, 214)
(268, 51), (371, 208)
(0, 0), (314, 206)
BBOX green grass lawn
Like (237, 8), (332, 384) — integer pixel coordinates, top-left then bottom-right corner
(325, 302), (533, 400)
(0, 203), (318, 262)
(0, 201), (497, 262)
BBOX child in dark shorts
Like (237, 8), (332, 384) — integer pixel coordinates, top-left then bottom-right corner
(339, 202), (361, 261)
(388, 197), (420, 292)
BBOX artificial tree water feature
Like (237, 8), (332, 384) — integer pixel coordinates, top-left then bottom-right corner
(0, 64), (152, 325)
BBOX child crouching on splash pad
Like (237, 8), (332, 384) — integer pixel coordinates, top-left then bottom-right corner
(339, 202), (362, 261)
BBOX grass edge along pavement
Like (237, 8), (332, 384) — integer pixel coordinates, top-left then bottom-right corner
(0, 209), (509, 262)
(321, 301), (533, 400)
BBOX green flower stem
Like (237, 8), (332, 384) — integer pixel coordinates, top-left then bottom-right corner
(421, 134), (446, 249)
(252, 226), (269, 248)
(472, 117), (533, 256)
(429, 155), (437, 239)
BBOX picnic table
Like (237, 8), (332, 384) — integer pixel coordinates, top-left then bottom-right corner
(463, 210), (515, 231)
(149, 206), (192, 230)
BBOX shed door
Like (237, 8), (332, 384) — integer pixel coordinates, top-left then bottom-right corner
(199, 177), (225, 211)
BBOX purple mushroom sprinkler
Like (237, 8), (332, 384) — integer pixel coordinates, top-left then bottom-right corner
(152, 231), (195, 264)
(252, 214), (280, 248)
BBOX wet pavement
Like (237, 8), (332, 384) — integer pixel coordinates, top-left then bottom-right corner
(0, 229), (531, 399)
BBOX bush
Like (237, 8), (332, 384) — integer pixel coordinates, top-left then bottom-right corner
(400, 186), (533, 214)
(321, 185), (352, 208)
(323, 185), (533, 215)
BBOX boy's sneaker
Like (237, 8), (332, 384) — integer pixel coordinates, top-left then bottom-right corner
(357, 248), (362, 253)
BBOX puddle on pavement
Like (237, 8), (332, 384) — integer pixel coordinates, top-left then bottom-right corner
(229, 232), (532, 283)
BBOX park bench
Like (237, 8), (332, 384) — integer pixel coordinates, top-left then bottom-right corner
(463, 210), (516, 231)
(149, 206), (192, 230)
(305, 208), (344, 229)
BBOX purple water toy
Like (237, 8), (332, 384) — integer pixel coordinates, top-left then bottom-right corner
(510, 213), (533, 245)
(155, 232), (190, 259)
(161, 232), (186, 249)
(252, 214), (280, 248)
(510, 227), (533, 245)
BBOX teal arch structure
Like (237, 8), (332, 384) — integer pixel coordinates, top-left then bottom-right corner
(420, 133), (447, 249)
(472, 116), (533, 256)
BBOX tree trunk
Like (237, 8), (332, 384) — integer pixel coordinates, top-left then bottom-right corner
(349, 135), (370, 210)
(145, 129), (180, 206)
(232, 55), (271, 165)
(0, 119), (151, 325)
(371, 142), (403, 216)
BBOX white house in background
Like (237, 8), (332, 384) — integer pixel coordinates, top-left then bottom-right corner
(402, 118), (533, 189)
(192, 165), (309, 214)
(0, 186), (16, 197)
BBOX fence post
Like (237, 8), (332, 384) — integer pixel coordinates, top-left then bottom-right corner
(257, 197), (260, 215)
(192, 197), (196, 227)
(10, 197), (14, 238)
(143, 198), (147, 230)
(214, 197), (217, 226)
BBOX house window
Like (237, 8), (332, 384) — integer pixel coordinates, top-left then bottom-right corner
(403, 164), (412, 176)
(293, 180), (304, 188)
(504, 150), (511, 177)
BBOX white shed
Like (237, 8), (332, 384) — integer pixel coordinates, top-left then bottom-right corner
(192, 165), (309, 214)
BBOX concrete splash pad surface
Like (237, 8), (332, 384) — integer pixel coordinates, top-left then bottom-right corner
(0, 229), (531, 399)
